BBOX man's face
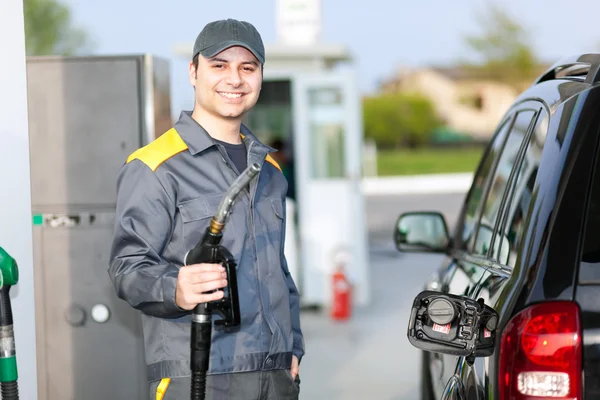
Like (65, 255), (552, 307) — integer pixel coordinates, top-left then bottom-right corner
(189, 46), (262, 120)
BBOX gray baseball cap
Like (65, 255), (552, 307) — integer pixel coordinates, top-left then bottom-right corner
(193, 19), (265, 65)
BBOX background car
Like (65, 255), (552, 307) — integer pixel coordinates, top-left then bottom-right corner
(398, 53), (600, 399)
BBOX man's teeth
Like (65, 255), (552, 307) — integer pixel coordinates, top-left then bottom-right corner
(219, 92), (243, 99)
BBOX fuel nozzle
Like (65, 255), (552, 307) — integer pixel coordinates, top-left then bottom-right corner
(187, 163), (262, 400)
(0, 246), (19, 400)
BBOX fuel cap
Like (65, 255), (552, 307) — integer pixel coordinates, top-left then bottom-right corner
(427, 298), (456, 325)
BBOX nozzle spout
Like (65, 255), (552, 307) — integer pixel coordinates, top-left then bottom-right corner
(210, 163), (261, 233)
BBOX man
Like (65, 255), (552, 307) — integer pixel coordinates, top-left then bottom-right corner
(108, 18), (304, 399)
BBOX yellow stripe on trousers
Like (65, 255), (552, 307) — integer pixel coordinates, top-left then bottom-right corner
(156, 378), (171, 400)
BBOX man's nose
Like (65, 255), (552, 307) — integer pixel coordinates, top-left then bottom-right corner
(226, 68), (242, 87)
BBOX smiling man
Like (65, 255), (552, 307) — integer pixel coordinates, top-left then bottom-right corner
(108, 19), (305, 400)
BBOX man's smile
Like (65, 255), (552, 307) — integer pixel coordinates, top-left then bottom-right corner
(218, 91), (245, 99)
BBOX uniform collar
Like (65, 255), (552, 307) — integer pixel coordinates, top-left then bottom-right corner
(173, 111), (217, 155)
(240, 124), (276, 154)
(174, 110), (276, 155)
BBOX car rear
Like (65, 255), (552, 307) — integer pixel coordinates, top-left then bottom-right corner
(493, 77), (600, 399)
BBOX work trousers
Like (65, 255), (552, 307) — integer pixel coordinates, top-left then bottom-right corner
(150, 369), (301, 400)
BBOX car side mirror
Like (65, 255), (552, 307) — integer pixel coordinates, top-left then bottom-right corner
(407, 290), (498, 358)
(394, 212), (450, 253)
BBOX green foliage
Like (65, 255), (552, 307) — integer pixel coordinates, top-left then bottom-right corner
(376, 147), (484, 176)
(23, 0), (93, 56)
(461, 4), (542, 88)
(362, 93), (442, 149)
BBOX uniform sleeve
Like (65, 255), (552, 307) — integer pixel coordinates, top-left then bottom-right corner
(281, 198), (305, 363)
(108, 159), (187, 318)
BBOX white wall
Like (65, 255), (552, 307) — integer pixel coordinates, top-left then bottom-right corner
(0, 1), (39, 398)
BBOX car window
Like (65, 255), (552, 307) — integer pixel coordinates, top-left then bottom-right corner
(581, 150), (600, 264)
(472, 110), (537, 258)
(496, 110), (547, 266)
(447, 261), (488, 297)
(458, 117), (513, 250)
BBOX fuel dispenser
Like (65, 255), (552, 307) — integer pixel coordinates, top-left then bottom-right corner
(0, 247), (20, 400)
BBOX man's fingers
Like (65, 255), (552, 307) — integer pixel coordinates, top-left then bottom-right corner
(179, 287), (225, 308)
(186, 270), (227, 284)
(192, 290), (225, 304)
(191, 279), (228, 294)
(290, 355), (299, 379)
(185, 263), (225, 273)
(176, 263), (229, 309)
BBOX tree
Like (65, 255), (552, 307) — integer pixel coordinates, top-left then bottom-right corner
(461, 4), (543, 89)
(363, 93), (442, 149)
(23, 0), (94, 56)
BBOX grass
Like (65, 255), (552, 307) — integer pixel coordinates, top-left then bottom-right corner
(376, 146), (485, 176)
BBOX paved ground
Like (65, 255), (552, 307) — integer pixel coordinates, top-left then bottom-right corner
(296, 193), (465, 400)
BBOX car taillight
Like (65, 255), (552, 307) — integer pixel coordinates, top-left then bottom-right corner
(499, 302), (582, 399)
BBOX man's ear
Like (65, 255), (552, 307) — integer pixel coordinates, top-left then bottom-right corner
(188, 61), (197, 88)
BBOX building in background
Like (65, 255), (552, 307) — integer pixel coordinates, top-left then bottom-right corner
(380, 65), (518, 141)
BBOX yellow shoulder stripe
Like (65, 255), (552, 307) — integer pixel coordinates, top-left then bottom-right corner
(127, 128), (188, 172)
(240, 133), (282, 172)
(265, 154), (282, 172)
(155, 378), (170, 400)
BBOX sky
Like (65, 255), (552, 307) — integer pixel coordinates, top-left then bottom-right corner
(61, 0), (600, 114)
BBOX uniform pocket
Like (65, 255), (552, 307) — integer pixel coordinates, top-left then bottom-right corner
(178, 193), (236, 253)
(287, 370), (301, 395)
(270, 198), (284, 220)
(178, 194), (221, 223)
(254, 197), (285, 241)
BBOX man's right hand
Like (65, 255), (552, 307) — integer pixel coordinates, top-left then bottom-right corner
(175, 263), (228, 310)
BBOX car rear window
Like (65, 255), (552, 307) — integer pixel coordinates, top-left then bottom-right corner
(582, 164), (600, 264)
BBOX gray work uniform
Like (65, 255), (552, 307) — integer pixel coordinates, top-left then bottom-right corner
(108, 111), (304, 397)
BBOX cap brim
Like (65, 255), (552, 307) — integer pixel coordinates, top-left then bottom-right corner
(199, 40), (264, 64)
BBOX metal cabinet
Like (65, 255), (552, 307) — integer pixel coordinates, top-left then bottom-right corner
(26, 55), (172, 400)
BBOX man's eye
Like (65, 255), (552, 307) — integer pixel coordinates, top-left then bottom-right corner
(244, 67), (255, 72)
(213, 64), (224, 69)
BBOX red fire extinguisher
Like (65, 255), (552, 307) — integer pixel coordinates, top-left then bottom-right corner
(331, 266), (352, 321)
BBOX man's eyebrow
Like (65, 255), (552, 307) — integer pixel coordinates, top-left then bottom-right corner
(208, 57), (228, 63)
(208, 57), (259, 67)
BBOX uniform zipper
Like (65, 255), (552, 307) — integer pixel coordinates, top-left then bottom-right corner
(245, 142), (273, 342)
(220, 141), (270, 340)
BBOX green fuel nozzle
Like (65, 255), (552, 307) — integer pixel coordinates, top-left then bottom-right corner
(0, 246), (20, 399)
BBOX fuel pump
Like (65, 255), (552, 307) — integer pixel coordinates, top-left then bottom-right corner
(0, 247), (19, 400)
(184, 163), (261, 400)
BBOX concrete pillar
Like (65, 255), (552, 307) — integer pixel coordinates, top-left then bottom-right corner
(0, 1), (39, 398)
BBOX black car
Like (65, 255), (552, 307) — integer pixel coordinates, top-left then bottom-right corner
(397, 53), (600, 399)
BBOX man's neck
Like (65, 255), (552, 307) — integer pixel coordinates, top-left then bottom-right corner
(191, 107), (243, 144)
